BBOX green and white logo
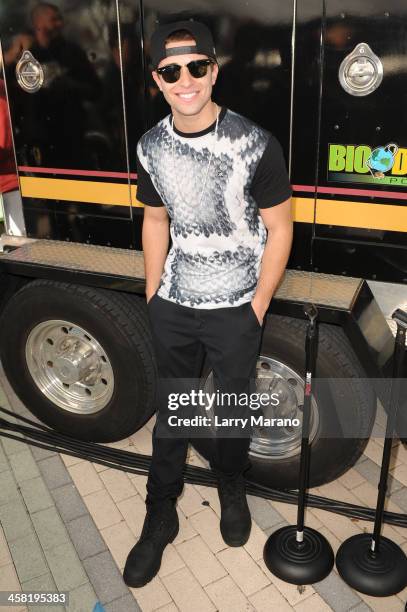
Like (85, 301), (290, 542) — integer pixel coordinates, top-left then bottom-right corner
(328, 143), (407, 186)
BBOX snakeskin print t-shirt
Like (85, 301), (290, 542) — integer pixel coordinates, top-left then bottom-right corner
(136, 106), (292, 309)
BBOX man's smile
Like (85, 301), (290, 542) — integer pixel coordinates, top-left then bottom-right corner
(175, 91), (199, 102)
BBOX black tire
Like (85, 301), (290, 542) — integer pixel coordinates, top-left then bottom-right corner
(0, 279), (156, 442)
(0, 267), (9, 315)
(191, 314), (376, 489)
(0, 267), (27, 317)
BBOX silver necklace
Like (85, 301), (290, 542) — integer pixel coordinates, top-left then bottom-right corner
(171, 103), (220, 208)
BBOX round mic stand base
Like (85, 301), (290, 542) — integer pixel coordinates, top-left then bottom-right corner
(336, 308), (407, 597)
(264, 525), (334, 585)
(336, 533), (407, 597)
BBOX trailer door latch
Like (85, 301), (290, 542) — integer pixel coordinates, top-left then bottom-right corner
(16, 50), (44, 93)
(338, 43), (383, 96)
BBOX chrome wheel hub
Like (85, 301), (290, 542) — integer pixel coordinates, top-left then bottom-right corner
(250, 356), (319, 459)
(25, 320), (114, 414)
(202, 354), (319, 460)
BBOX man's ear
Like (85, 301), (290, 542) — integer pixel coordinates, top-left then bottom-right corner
(152, 70), (162, 91)
(211, 62), (219, 86)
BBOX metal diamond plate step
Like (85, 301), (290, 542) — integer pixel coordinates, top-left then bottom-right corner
(0, 239), (145, 279)
(0, 238), (362, 309)
(274, 270), (362, 310)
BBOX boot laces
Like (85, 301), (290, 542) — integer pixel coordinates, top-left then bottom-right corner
(218, 475), (246, 508)
(142, 503), (174, 545)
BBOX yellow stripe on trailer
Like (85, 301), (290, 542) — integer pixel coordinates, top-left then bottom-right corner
(316, 198), (407, 232)
(292, 197), (407, 232)
(20, 176), (145, 208)
(19, 177), (407, 231)
(292, 197), (314, 223)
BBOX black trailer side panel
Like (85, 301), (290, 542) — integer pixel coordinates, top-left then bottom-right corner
(290, 0), (323, 271)
(314, 0), (407, 283)
(0, 0), (146, 247)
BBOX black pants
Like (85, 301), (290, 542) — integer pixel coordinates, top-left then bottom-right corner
(146, 294), (262, 504)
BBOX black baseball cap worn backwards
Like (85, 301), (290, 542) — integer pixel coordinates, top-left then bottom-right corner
(150, 20), (217, 70)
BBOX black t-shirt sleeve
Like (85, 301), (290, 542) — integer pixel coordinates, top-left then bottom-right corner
(136, 152), (165, 207)
(250, 135), (292, 208)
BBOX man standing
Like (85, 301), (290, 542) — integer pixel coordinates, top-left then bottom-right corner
(123, 19), (293, 587)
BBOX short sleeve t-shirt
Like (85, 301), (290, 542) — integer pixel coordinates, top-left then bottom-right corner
(137, 106), (292, 309)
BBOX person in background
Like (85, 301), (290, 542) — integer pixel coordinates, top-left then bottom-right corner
(0, 65), (25, 236)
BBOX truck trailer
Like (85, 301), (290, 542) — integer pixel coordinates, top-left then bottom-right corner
(0, 0), (405, 490)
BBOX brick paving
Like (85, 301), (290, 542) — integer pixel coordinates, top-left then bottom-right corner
(0, 361), (407, 611)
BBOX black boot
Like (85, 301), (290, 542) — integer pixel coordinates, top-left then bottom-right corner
(216, 472), (251, 546)
(123, 498), (179, 587)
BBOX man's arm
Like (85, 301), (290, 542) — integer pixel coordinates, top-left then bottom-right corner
(136, 145), (169, 302)
(143, 204), (170, 303)
(251, 197), (293, 324)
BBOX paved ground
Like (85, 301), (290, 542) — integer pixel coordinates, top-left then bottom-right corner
(0, 360), (407, 612)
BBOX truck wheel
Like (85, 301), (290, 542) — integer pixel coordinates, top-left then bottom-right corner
(0, 279), (156, 442)
(191, 315), (376, 489)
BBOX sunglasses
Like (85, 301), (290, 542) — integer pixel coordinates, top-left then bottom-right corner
(156, 59), (215, 83)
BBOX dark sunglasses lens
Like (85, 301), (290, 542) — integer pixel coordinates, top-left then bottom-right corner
(160, 65), (181, 83)
(188, 61), (210, 78)
(158, 60), (212, 83)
